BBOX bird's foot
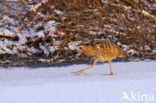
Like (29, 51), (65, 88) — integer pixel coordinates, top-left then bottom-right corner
(72, 70), (88, 76)
(104, 72), (116, 76)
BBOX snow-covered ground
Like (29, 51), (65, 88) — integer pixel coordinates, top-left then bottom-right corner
(0, 61), (156, 103)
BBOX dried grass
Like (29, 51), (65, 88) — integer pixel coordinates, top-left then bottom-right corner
(0, 0), (156, 65)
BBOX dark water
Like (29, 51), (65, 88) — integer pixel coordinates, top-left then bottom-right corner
(0, 56), (154, 68)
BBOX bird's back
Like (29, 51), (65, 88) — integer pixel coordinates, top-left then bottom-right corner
(79, 40), (126, 61)
(93, 41), (120, 61)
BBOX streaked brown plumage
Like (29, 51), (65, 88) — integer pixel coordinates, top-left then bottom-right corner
(72, 40), (126, 75)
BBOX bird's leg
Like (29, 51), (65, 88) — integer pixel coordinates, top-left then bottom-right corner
(73, 59), (98, 75)
(104, 60), (116, 76)
(108, 60), (116, 75)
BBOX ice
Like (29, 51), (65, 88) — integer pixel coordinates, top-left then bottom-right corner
(0, 61), (156, 103)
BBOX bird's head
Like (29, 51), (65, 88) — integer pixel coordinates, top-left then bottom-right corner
(71, 45), (87, 52)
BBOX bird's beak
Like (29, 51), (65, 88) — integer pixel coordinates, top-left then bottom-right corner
(71, 46), (78, 49)
(70, 46), (80, 50)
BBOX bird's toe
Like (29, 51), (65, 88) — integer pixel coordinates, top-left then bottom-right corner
(104, 72), (116, 76)
(72, 71), (88, 76)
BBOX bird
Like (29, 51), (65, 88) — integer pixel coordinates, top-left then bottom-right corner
(72, 40), (126, 76)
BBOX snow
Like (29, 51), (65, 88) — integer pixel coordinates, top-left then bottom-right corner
(0, 14), (58, 56)
(68, 41), (82, 48)
(0, 61), (156, 103)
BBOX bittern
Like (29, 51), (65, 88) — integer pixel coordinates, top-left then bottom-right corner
(72, 40), (126, 75)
